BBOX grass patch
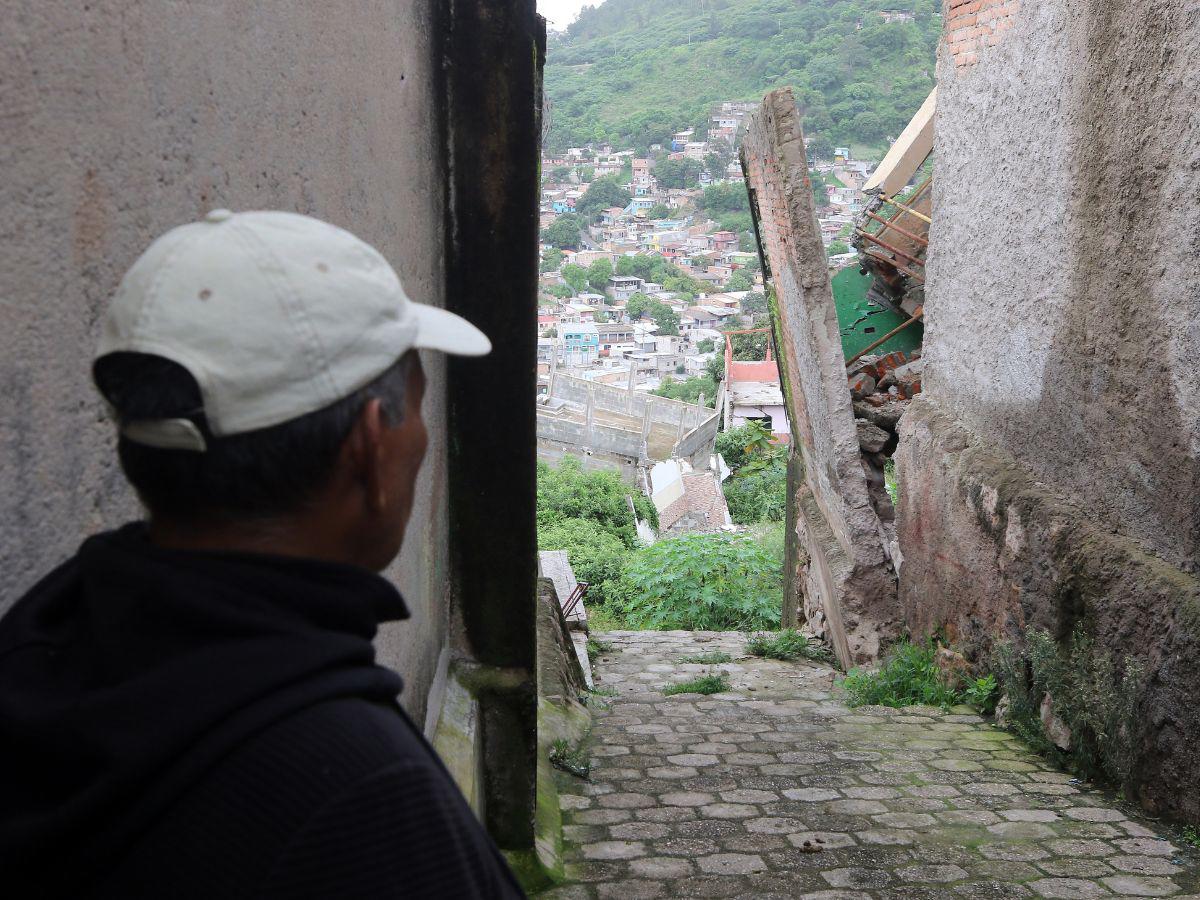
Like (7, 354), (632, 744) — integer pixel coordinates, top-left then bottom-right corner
(679, 651), (733, 664)
(839, 640), (961, 710)
(1182, 826), (1200, 850)
(586, 637), (613, 662)
(746, 629), (832, 663)
(584, 604), (634, 632)
(548, 738), (591, 779)
(588, 685), (618, 697)
(663, 672), (729, 696)
(884, 459), (898, 506)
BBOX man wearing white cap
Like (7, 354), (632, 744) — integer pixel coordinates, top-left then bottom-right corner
(0, 211), (526, 898)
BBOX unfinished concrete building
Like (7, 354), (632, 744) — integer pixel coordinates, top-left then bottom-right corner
(744, 1), (1200, 821)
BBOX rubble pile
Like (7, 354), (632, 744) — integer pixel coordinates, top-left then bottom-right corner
(845, 349), (924, 522)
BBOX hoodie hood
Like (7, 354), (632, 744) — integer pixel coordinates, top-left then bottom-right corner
(0, 523), (409, 895)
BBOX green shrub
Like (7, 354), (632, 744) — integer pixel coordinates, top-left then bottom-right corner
(1182, 826), (1200, 850)
(608, 533), (782, 631)
(715, 422), (773, 472)
(746, 629), (831, 663)
(723, 460), (787, 524)
(664, 673), (729, 696)
(964, 674), (999, 715)
(839, 640), (962, 710)
(538, 518), (627, 604)
(537, 456), (658, 546)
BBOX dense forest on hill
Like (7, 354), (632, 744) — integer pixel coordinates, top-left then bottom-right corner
(545, 0), (940, 156)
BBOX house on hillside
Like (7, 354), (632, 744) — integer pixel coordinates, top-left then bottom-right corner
(607, 275), (644, 302)
(560, 322), (599, 366)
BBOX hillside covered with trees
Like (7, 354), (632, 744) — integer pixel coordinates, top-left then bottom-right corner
(545, 0), (940, 155)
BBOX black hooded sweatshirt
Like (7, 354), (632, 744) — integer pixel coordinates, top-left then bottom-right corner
(0, 524), (526, 899)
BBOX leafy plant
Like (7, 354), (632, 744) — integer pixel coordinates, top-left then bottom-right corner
(586, 637), (613, 663)
(839, 640), (962, 710)
(539, 518), (627, 605)
(549, 738), (591, 778)
(884, 459), (898, 506)
(1182, 826), (1200, 850)
(608, 533), (782, 631)
(664, 672), (730, 696)
(746, 629), (831, 663)
(964, 674), (999, 716)
(679, 651), (732, 664)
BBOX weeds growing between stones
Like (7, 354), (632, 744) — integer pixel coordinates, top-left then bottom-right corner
(745, 629), (832, 663)
(663, 672), (730, 695)
(549, 738), (591, 779)
(839, 640), (963, 710)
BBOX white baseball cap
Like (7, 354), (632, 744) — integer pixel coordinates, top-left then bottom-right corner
(95, 209), (490, 451)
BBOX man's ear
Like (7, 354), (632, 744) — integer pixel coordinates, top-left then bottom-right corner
(345, 398), (389, 513)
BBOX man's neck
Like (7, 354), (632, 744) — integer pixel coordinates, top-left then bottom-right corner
(147, 516), (356, 567)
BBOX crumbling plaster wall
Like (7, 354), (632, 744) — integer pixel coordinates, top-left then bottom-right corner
(0, 1), (450, 723)
(742, 90), (901, 666)
(900, 0), (1200, 819)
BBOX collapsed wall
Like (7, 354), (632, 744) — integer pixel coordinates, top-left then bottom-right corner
(902, 0), (1200, 819)
(741, 90), (901, 666)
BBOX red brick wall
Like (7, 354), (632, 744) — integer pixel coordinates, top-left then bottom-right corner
(945, 0), (1021, 68)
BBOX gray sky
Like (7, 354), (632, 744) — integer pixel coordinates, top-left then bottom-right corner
(537, 0), (607, 30)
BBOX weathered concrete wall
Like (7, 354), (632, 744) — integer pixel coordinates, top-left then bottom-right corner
(742, 91), (901, 666)
(1, 1), (448, 722)
(550, 373), (712, 430)
(900, 0), (1200, 819)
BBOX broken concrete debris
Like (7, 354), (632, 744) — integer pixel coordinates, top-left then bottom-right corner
(856, 420), (890, 454)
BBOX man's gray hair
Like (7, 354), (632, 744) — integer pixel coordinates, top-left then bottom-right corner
(93, 351), (414, 521)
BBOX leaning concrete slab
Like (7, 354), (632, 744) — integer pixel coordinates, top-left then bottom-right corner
(741, 90), (900, 667)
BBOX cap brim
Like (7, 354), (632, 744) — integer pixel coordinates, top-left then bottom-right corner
(410, 304), (492, 357)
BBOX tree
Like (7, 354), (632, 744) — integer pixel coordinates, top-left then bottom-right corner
(587, 258), (613, 293)
(653, 375), (718, 407)
(809, 171), (830, 209)
(699, 182), (749, 213)
(650, 303), (680, 336)
(706, 352), (725, 384)
(579, 165), (595, 183)
(540, 248), (565, 273)
(547, 284), (574, 300)
(625, 292), (652, 319)
(543, 214), (582, 250)
(647, 203), (672, 220)
(726, 272), (753, 292)
(550, 165), (571, 182)
(741, 291), (768, 316)
(561, 263), (588, 294)
(697, 338), (716, 353)
(828, 240), (851, 256)
(576, 175), (630, 219)
(655, 157), (703, 189)
(807, 133), (834, 161)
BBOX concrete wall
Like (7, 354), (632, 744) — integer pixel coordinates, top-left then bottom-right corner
(742, 90), (900, 666)
(549, 373), (713, 430)
(899, 0), (1200, 819)
(1, 1), (448, 722)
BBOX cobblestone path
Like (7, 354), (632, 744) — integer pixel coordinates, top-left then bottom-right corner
(546, 631), (1199, 900)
